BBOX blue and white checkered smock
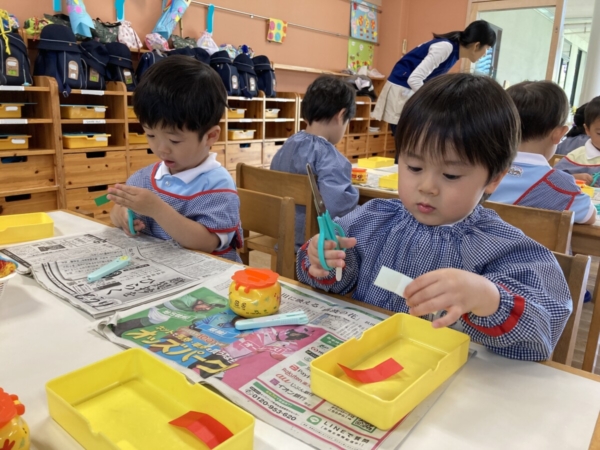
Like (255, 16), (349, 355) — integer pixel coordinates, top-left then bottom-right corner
(297, 199), (572, 361)
(127, 162), (243, 263)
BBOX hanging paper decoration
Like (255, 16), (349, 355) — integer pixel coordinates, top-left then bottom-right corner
(347, 38), (374, 71)
(350, 1), (378, 44)
(66, 0), (95, 38)
(53, 0), (61, 12)
(267, 18), (287, 44)
(115, 0), (126, 22)
(152, 0), (191, 40)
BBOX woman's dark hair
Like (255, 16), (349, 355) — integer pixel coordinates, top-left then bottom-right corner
(507, 81), (569, 142)
(566, 103), (587, 137)
(585, 96), (600, 127)
(395, 73), (520, 182)
(433, 20), (496, 48)
(133, 55), (227, 140)
(301, 75), (356, 125)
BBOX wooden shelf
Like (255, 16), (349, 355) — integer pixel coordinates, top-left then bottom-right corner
(61, 119), (125, 124)
(0, 118), (52, 124)
(226, 139), (263, 145)
(0, 86), (49, 92)
(349, 133), (368, 137)
(273, 63), (350, 77)
(129, 144), (150, 150)
(128, 119), (140, 124)
(351, 118), (368, 121)
(265, 98), (296, 103)
(1, 185), (59, 196)
(70, 89), (123, 96)
(62, 145), (127, 154)
(265, 118), (295, 122)
(0, 149), (55, 156)
(228, 96), (264, 102)
(228, 119), (263, 122)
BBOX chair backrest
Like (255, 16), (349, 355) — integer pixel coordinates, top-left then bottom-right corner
(237, 188), (296, 279)
(237, 163), (319, 241)
(483, 201), (574, 253)
(549, 154), (565, 167)
(552, 252), (590, 365)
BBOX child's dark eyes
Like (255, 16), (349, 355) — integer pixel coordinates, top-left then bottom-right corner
(407, 165), (422, 173)
(443, 174), (461, 180)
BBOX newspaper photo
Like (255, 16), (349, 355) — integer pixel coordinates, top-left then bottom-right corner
(96, 274), (463, 450)
(0, 229), (237, 317)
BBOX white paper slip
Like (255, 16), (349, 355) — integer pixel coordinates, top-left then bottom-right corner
(374, 266), (413, 297)
(83, 119), (106, 124)
(81, 89), (105, 96)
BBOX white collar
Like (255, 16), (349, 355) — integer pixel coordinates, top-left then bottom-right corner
(585, 139), (600, 160)
(513, 152), (550, 167)
(154, 153), (221, 184)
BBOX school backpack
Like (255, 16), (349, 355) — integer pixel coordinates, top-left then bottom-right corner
(168, 47), (210, 65)
(0, 32), (33, 86)
(233, 54), (258, 98)
(135, 49), (167, 83)
(34, 24), (83, 95)
(79, 40), (109, 90)
(210, 50), (240, 97)
(252, 55), (276, 98)
(105, 42), (135, 91)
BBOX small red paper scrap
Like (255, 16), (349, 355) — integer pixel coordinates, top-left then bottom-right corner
(169, 411), (233, 449)
(339, 358), (403, 383)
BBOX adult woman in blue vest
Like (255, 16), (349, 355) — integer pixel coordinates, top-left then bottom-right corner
(372, 20), (496, 138)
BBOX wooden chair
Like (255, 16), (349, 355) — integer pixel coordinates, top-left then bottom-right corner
(483, 201), (574, 253)
(236, 163), (319, 278)
(549, 154), (565, 167)
(552, 252), (590, 366)
(237, 188), (296, 279)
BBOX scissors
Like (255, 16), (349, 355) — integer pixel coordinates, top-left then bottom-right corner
(306, 163), (346, 280)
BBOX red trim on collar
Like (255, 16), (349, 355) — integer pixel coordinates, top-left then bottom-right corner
(561, 157), (600, 167)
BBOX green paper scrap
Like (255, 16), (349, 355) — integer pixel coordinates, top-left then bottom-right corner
(94, 193), (110, 207)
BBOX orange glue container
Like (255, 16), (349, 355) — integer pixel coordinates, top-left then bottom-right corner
(229, 268), (281, 318)
(0, 388), (30, 450)
(575, 179), (595, 197)
(351, 167), (368, 184)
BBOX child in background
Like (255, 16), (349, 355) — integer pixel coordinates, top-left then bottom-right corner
(297, 73), (572, 361)
(555, 96), (600, 186)
(108, 56), (243, 262)
(489, 81), (596, 225)
(557, 103), (589, 155)
(270, 76), (359, 250)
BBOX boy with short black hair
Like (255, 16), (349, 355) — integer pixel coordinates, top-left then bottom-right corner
(270, 75), (359, 250)
(489, 81), (596, 224)
(108, 55), (243, 262)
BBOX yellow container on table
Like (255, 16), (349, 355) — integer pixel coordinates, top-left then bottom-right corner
(0, 103), (25, 118)
(357, 157), (394, 168)
(229, 268), (281, 318)
(311, 313), (470, 430)
(0, 135), (31, 150)
(0, 212), (54, 245)
(128, 132), (148, 145)
(378, 173), (398, 190)
(575, 180), (595, 197)
(61, 105), (107, 119)
(46, 349), (255, 450)
(63, 133), (111, 149)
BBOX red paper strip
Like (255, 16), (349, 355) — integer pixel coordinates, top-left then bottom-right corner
(169, 411), (233, 449)
(339, 358), (403, 383)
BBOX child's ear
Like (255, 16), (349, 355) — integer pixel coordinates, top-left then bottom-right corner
(484, 169), (509, 195)
(336, 109), (347, 124)
(551, 125), (570, 144)
(585, 124), (591, 136)
(203, 125), (221, 147)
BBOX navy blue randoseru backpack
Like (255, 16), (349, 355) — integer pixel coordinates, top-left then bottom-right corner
(79, 41), (110, 90)
(233, 54), (258, 98)
(168, 47), (211, 65)
(252, 55), (276, 98)
(0, 32), (33, 86)
(105, 42), (135, 91)
(210, 50), (240, 96)
(135, 49), (167, 83)
(34, 24), (83, 95)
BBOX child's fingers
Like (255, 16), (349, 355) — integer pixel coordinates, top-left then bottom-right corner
(408, 295), (447, 317)
(403, 272), (440, 299)
(431, 308), (461, 329)
(133, 220), (145, 232)
(308, 265), (332, 279)
(337, 236), (357, 249)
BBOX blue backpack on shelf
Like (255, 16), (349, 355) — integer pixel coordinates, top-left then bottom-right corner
(105, 42), (135, 91)
(233, 54), (258, 98)
(169, 46), (210, 65)
(252, 55), (276, 98)
(135, 49), (167, 83)
(79, 41), (110, 90)
(0, 32), (33, 86)
(210, 50), (240, 97)
(34, 24), (83, 95)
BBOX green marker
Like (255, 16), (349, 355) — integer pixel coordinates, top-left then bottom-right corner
(94, 193), (136, 235)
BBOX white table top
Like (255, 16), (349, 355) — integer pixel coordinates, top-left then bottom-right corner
(1, 211), (599, 450)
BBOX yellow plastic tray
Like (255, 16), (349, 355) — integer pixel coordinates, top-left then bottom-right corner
(63, 133), (111, 149)
(128, 132), (148, 145)
(61, 105), (108, 119)
(228, 129), (255, 140)
(311, 314), (470, 430)
(0, 212), (54, 245)
(0, 135), (31, 150)
(127, 106), (137, 119)
(227, 108), (246, 119)
(46, 349), (255, 450)
(357, 157), (395, 168)
(265, 108), (280, 118)
(378, 173), (398, 190)
(0, 103), (25, 118)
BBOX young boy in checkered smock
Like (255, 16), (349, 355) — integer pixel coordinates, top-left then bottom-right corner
(108, 56), (243, 262)
(297, 73), (573, 361)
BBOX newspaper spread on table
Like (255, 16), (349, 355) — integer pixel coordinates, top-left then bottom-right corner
(0, 228), (235, 318)
(95, 271), (464, 450)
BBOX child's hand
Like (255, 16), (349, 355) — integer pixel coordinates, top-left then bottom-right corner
(108, 184), (163, 219)
(306, 234), (357, 278)
(403, 269), (500, 328)
(573, 173), (593, 185)
(110, 204), (145, 237)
